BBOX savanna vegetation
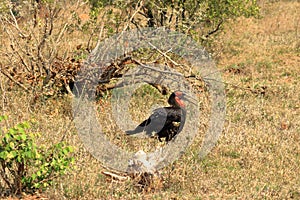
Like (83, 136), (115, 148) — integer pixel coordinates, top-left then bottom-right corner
(0, 0), (299, 199)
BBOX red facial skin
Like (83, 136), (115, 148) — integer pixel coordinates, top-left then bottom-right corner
(174, 91), (185, 108)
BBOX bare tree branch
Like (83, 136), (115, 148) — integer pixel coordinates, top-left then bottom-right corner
(0, 67), (29, 92)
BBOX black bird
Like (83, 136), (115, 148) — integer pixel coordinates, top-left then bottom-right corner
(126, 91), (192, 142)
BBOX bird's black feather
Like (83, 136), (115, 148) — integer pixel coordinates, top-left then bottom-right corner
(126, 106), (186, 142)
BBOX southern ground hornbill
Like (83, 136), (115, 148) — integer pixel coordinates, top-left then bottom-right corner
(126, 91), (193, 142)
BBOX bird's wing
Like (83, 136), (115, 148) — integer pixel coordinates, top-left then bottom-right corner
(156, 108), (186, 142)
(146, 107), (168, 132)
(125, 108), (168, 136)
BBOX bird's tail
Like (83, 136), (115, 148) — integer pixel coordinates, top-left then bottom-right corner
(125, 119), (150, 135)
(125, 130), (138, 135)
(125, 126), (145, 135)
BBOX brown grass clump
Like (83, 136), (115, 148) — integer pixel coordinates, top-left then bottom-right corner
(0, 0), (299, 199)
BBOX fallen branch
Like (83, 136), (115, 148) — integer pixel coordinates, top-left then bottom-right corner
(101, 171), (130, 181)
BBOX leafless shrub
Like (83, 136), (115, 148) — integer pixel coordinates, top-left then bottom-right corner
(0, 0), (91, 97)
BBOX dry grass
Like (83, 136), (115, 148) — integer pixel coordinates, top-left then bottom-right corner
(1, 0), (300, 199)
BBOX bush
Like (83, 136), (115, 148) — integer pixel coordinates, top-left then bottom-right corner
(0, 0), (260, 98)
(89, 0), (260, 41)
(0, 0), (86, 97)
(0, 115), (74, 195)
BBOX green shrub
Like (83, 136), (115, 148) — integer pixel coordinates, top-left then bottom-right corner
(0, 115), (74, 195)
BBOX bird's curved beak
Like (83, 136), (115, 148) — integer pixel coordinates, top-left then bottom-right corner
(182, 93), (198, 106)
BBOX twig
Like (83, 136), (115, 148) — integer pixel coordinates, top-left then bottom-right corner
(147, 42), (180, 67)
(124, 0), (144, 31)
(117, 0), (144, 40)
(0, 20), (32, 73)
(93, 21), (105, 52)
(204, 19), (223, 39)
(0, 163), (13, 190)
(102, 171), (130, 181)
(130, 58), (183, 77)
(193, 71), (265, 95)
(0, 68), (29, 92)
(8, 8), (28, 38)
(56, 23), (68, 43)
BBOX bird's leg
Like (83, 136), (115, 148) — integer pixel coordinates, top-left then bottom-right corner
(165, 135), (170, 142)
(158, 137), (163, 142)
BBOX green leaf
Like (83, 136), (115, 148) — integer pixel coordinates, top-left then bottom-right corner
(31, 173), (37, 181)
(62, 148), (69, 155)
(9, 128), (17, 134)
(7, 151), (16, 159)
(20, 134), (27, 141)
(4, 133), (12, 141)
(0, 151), (8, 159)
(16, 122), (30, 130)
(14, 135), (22, 141)
(9, 142), (15, 149)
(0, 116), (75, 192)
(0, 115), (8, 122)
(43, 182), (49, 187)
(16, 155), (22, 162)
(34, 183), (41, 188)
